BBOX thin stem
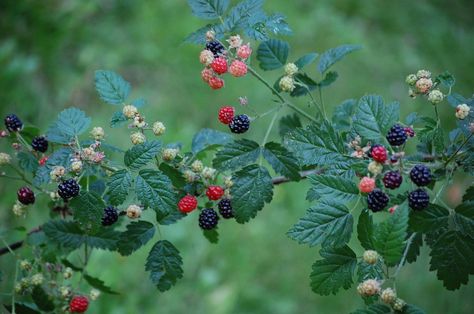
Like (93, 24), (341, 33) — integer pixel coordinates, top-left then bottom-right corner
(1, 238), (17, 257)
(393, 233), (416, 279)
(286, 102), (318, 122)
(86, 176), (90, 192)
(444, 133), (473, 166)
(16, 133), (33, 152)
(259, 111), (280, 166)
(318, 87), (327, 120)
(11, 260), (19, 314)
(100, 164), (119, 172)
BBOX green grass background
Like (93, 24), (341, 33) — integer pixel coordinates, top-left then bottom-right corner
(1, 0), (474, 313)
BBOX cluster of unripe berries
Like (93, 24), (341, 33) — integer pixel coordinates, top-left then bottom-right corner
(279, 63), (300, 93)
(200, 32), (251, 90)
(406, 69), (444, 104)
(121, 104), (165, 145)
(218, 105), (250, 134)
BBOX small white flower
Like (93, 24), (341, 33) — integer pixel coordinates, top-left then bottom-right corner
(0, 152), (11, 165)
(90, 127), (105, 140)
(201, 167), (216, 180)
(191, 160), (204, 173)
(279, 76), (295, 92)
(130, 132), (146, 145)
(405, 74), (418, 85)
(284, 63), (298, 76)
(126, 205), (142, 219)
(50, 166), (66, 181)
(227, 35), (243, 48)
(90, 289), (101, 301)
(123, 105), (138, 119)
(63, 267), (73, 279)
(31, 273), (44, 286)
(455, 104), (470, 120)
(427, 89), (444, 104)
(162, 148), (179, 161)
(416, 69), (431, 79)
(152, 121), (166, 136)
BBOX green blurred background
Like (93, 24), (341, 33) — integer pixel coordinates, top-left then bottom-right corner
(1, 0), (474, 313)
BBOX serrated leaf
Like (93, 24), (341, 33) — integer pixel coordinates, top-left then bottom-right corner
(429, 230), (474, 290)
(17, 152), (38, 173)
(353, 95), (400, 141)
(85, 228), (121, 250)
(203, 228), (219, 244)
(373, 203), (409, 266)
(107, 169), (132, 206)
(32, 286), (54, 311)
(110, 111), (128, 128)
(156, 209), (186, 225)
(453, 201), (474, 238)
(230, 164), (273, 223)
(69, 191), (105, 234)
(124, 140), (161, 170)
(257, 39), (289, 71)
(294, 53), (318, 69)
(434, 71), (455, 88)
(319, 71), (338, 87)
(61, 259), (83, 271)
(213, 139), (261, 171)
(187, 0), (229, 19)
(84, 274), (120, 295)
(184, 24), (219, 45)
(225, 0), (264, 31)
(191, 128), (232, 154)
(357, 259), (384, 281)
(159, 163), (186, 189)
(135, 169), (177, 215)
(408, 204), (449, 233)
(306, 175), (358, 203)
(463, 185), (474, 202)
(278, 114), (302, 138)
(406, 232), (423, 264)
(350, 304), (391, 314)
(118, 221), (155, 256)
(290, 73), (318, 97)
(310, 245), (356, 295)
(288, 199), (353, 248)
(332, 99), (357, 131)
(146, 240), (183, 292)
(46, 108), (91, 144)
(95, 70), (131, 105)
(262, 142), (300, 180)
(318, 44), (361, 74)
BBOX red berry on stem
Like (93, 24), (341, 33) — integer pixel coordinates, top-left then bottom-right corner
(371, 145), (387, 163)
(211, 57), (228, 74)
(208, 77), (224, 90)
(218, 106), (235, 124)
(359, 177), (375, 193)
(178, 195), (198, 213)
(69, 295), (89, 313)
(229, 60), (247, 77)
(206, 186), (224, 201)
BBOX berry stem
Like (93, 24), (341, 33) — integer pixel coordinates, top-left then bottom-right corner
(259, 111), (280, 165)
(11, 259), (19, 314)
(318, 87), (328, 121)
(444, 133), (473, 166)
(15, 133), (33, 152)
(392, 232), (416, 281)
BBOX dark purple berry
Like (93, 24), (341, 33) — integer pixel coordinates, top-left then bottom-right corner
(4, 114), (23, 132)
(17, 186), (35, 205)
(205, 40), (225, 57)
(229, 114), (250, 134)
(404, 127), (415, 137)
(367, 188), (390, 212)
(408, 189), (430, 210)
(410, 164), (432, 186)
(31, 136), (49, 153)
(386, 124), (407, 146)
(199, 208), (219, 230)
(218, 199), (234, 219)
(58, 179), (80, 200)
(383, 171), (403, 189)
(102, 206), (119, 226)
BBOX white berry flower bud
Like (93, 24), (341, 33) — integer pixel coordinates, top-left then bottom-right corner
(0, 152), (11, 165)
(71, 160), (83, 173)
(427, 89), (444, 104)
(279, 75), (295, 92)
(392, 298), (406, 311)
(416, 69), (431, 79)
(90, 127), (105, 140)
(31, 273), (44, 286)
(63, 267), (73, 279)
(284, 63), (298, 76)
(12, 201), (27, 217)
(59, 286), (72, 298)
(227, 35), (243, 48)
(201, 166), (216, 180)
(126, 205), (142, 219)
(362, 250), (379, 264)
(90, 289), (101, 301)
(152, 121), (166, 136)
(455, 104), (470, 120)
(123, 105), (138, 119)
(130, 132), (146, 145)
(357, 279), (381, 297)
(162, 148), (179, 161)
(405, 74), (418, 86)
(50, 166), (66, 181)
(183, 170), (197, 183)
(191, 160), (204, 173)
(368, 161), (383, 176)
(415, 77), (432, 94)
(81, 147), (95, 160)
(206, 30), (216, 41)
(133, 115), (147, 128)
(381, 288), (397, 304)
(20, 260), (32, 271)
(224, 176), (234, 188)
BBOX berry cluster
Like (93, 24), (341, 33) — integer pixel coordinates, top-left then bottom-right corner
(218, 105), (251, 134)
(407, 164), (431, 210)
(406, 69), (444, 104)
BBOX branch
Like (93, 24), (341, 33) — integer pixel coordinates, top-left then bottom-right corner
(0, 227), (42, 256)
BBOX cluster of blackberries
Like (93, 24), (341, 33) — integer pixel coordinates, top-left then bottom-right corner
(408, 164), (431, 210)
(198, 199), (234, 230)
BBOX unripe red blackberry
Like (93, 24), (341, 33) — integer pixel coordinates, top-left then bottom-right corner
(206, 185), (224, 201)
(69, 295), (89, 313)
(370, 145), (387, 163)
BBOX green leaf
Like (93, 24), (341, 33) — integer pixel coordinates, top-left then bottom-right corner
(135, 169), (177, 215)
(3, 303), (41, 314)
(332, 99), (357, 131)
(357, 259), (385, 281)
(262, 142), (300, 180)
(225, 0), (264, 32)
(191, 128), (232, 154)
(310, 245), (356, 295)
(156, 209), (186, 225)
(85, 228), (121, 250)
(95, 70), (131, 105)
(110, 111), (128, 128)
(290, 73), (318, 97)
(146, 240), (184, 292)
(463, 185), (474, 202)
(318, 44), (362, 74)
(61, 259), (83, 271)
(32, 286), (54, 311)
(230, 164), (273, 223)
(107, 169), (132, 206)
(434, 71), (455, 88)
(17, 152), (38, 173)
(203, 228), (219, 244)
(288, 199), (353, 248)
(406, 232), (423, 264)
(187, 0), (229, 19)
(46, 108), (91, 144)
(403, 304), (427, 314)
(84, 274), (120, 295)
(213, 139), (261, 171)
(319, 71), (338, 87)
(453, 201), (474, 238)
(184, 24), (219, 45)
(306, 175), (358, 203)
(353, 95), (400, 141)
(118, 221), (156, 256)
(159, 163), (186, 189)
(429, 230), (474, 290)
(257, 39), (289, 71)
(408, 204), (449, 233)
(294, 52), (318, 69)
(373, 203), (409, 266)
(124, 140), (161, 170)
(69, 191), (105, 234)
(278, 114), (302, 138)
(351, 304), (391, 314)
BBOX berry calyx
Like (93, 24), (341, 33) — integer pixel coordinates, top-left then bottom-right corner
(205, 40), (225, 57)
(31, 136), (49, 153)
(206, 185), (224, 201)
(218, 199), (234, 218)
(57, 179), (80, 200)
(17, 187), (35, 205)
(229, 114), (250, 134)
(229, 60), (247, 77)
(199, 208), (219, 230)
(408, 188), (430, 210)
(386, 124), (407, 146)
(4, 114), (23, 132)
(218, 106), (235, 125)
(69, 295), (89, 313)
(359, 177), (376, 193)
(178, 195), (198, 213)
(211, 57), (228, 74)
(208, 76), (224, 90)
(367, 188), (389, 212)
(382, 171), (403, 189)
(101, 206), (119, 226)
(370, 145), (387, 163)
(409, 164), (432, 186)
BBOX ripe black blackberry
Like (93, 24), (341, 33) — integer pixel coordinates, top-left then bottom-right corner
(409, 164), (432, 186)
(4, 114), (23, 132)
(17, 187), (35, 205)
(205, 40), (225, 56)
(383, 171), (403, 189)
(218, 199), (234, 219)
(58, 179), (80, 200)
(229, 114), (250, 134)
(31, 136), (49, 153)
(408, 189), (430, 210)
(367, 188), (389, 212)
(386, 124), (407, 146)
(102, 206), (119, 226)
(199, 208), (219, 230)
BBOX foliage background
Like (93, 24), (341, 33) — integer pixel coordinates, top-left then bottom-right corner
(0, 0), (473, 313)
